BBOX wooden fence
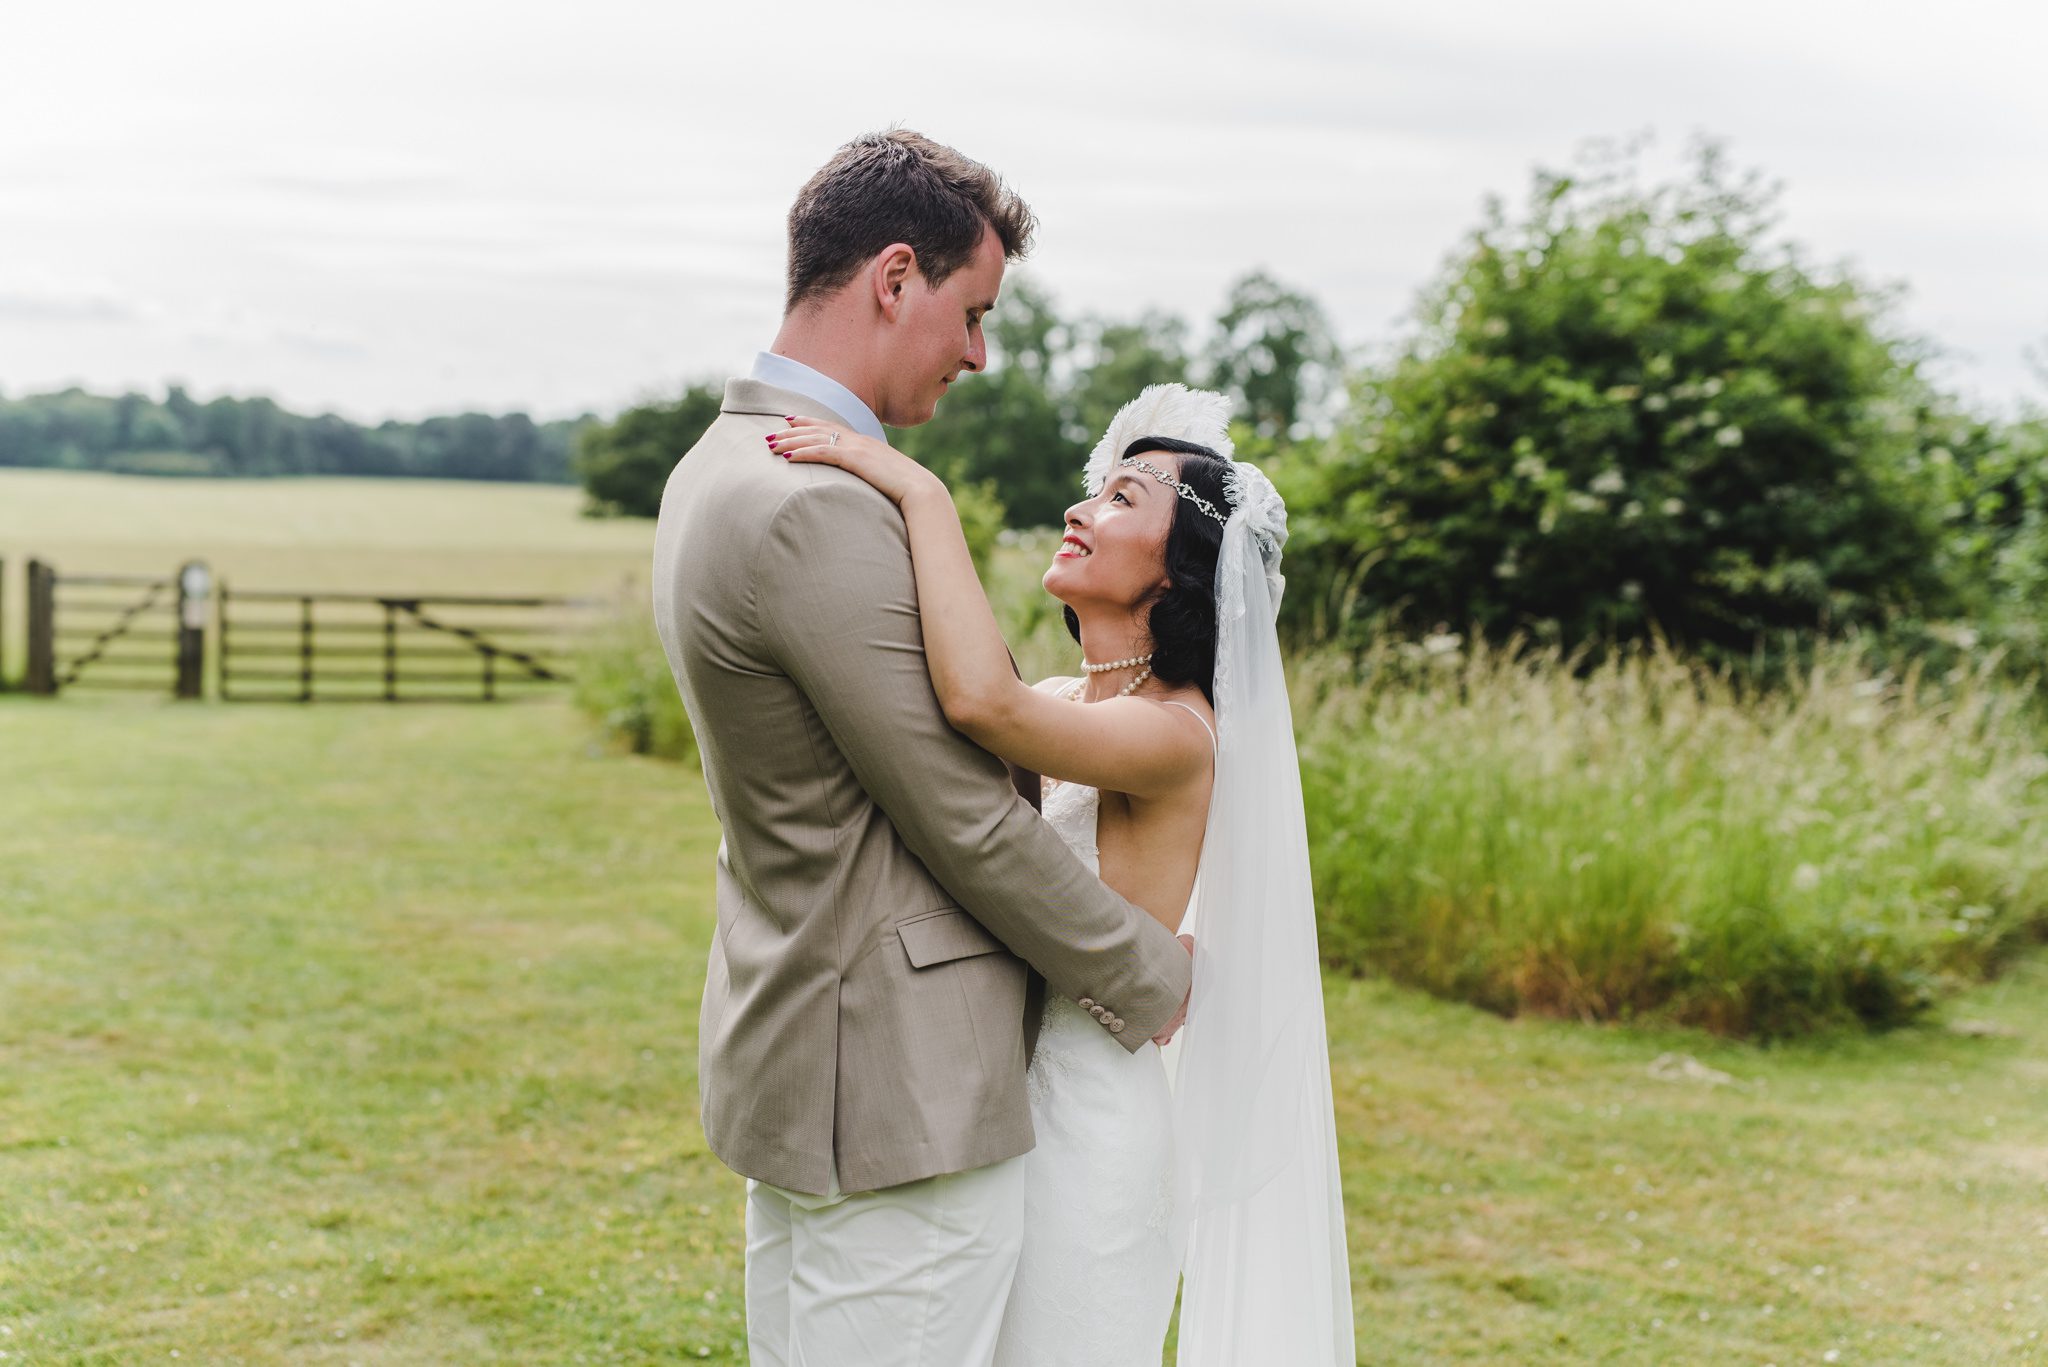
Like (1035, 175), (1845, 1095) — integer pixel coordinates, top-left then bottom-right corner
(217, 584), (596, 703)
(14, 558), (605, 702)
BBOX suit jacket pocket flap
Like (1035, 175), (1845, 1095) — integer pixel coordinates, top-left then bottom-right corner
(896, 908), (1007, 969)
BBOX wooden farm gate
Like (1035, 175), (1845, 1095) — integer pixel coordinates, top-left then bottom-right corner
(216, 584), (598, 703)
(21, 558), (205, 697)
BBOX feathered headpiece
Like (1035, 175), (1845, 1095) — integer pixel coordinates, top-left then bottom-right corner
(1082, 383), (1288, 608)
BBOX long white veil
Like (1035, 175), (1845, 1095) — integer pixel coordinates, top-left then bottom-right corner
(1084, 386), (1354, 1364)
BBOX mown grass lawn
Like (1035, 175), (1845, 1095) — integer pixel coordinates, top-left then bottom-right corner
(2, 698), (2045, 1364)
(0, 468), (656, 657)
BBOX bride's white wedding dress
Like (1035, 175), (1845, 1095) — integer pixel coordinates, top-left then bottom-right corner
(996, 386), (1353, 1366)
(994, 699), (1215, 1367)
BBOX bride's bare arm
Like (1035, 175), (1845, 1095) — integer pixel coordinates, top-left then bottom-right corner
(772, 418), (1211, 799)
(886, 482), (1211, 799)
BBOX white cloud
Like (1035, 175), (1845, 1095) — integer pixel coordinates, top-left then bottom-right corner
(0, 279), (138, 324)
(0, 0), (2042, 419)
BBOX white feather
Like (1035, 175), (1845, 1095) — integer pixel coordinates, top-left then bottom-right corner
(1077, 382), (1289, 605)
(1081, 383), (1237, 496)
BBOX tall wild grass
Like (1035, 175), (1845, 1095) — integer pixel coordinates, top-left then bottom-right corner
(1298, 633), (2048, 1038)
(581, 539), (2048, 1040)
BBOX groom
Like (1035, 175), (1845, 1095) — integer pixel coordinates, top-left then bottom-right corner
(650, 130), (1194, 1366)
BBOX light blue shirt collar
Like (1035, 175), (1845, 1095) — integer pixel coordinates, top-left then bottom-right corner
(750, 352), (886, 441)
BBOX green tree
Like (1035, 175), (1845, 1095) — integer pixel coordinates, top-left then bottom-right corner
(1284, 137), (1958, 667)
(0, 385), (584, 482)
(573, 383), (723, 518)
(1204, 270), (1341, 443)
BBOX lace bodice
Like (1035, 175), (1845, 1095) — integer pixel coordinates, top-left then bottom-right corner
(1038, 775), (1101, 873)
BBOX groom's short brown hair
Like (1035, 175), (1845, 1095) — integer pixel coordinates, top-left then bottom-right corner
(784, 129), (1036, 313)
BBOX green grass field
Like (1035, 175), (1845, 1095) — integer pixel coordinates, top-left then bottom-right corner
(2, 698), (2045, 1363)
(0, 469), (652, 583)
(5, 470), (2047, 1362)
(0, 470), (655, 687)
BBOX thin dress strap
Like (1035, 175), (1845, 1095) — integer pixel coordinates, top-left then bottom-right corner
(1158, 699), (1219, 756)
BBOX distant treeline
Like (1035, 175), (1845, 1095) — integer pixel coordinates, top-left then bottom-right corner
(0, 385), (595, 483)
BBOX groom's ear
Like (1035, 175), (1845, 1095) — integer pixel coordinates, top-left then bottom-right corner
(873, 243), (917, 320)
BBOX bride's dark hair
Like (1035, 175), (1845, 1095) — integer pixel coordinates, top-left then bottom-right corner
(1063, 435), (1234, 706)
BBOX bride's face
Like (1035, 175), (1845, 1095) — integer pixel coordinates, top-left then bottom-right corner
(1043, 458), (1179, 612)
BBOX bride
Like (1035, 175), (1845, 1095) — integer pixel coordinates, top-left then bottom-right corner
(768, 384), (1353, 1365)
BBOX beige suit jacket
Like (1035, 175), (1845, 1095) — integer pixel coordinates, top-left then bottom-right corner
(651, 378), (1193, 1195)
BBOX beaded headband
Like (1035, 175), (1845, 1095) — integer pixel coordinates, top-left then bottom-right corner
(1118, 456), (1229, 526)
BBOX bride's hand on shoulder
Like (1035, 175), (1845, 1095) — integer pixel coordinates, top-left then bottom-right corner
(768, 417), (945, 508)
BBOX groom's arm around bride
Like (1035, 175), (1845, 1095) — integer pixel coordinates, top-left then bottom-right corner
(650, 132), (1192, 1209)
(715, 462), (1194, 1190)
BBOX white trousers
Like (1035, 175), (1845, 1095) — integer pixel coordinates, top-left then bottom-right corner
(744, 1154), (1027, 1367)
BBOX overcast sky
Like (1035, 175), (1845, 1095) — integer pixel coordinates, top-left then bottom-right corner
(3, 0), (2043, 424)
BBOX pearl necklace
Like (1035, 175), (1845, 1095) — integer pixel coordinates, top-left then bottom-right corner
(1081, 652), (1152, 674)
(1067, 662), (1152, 702)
